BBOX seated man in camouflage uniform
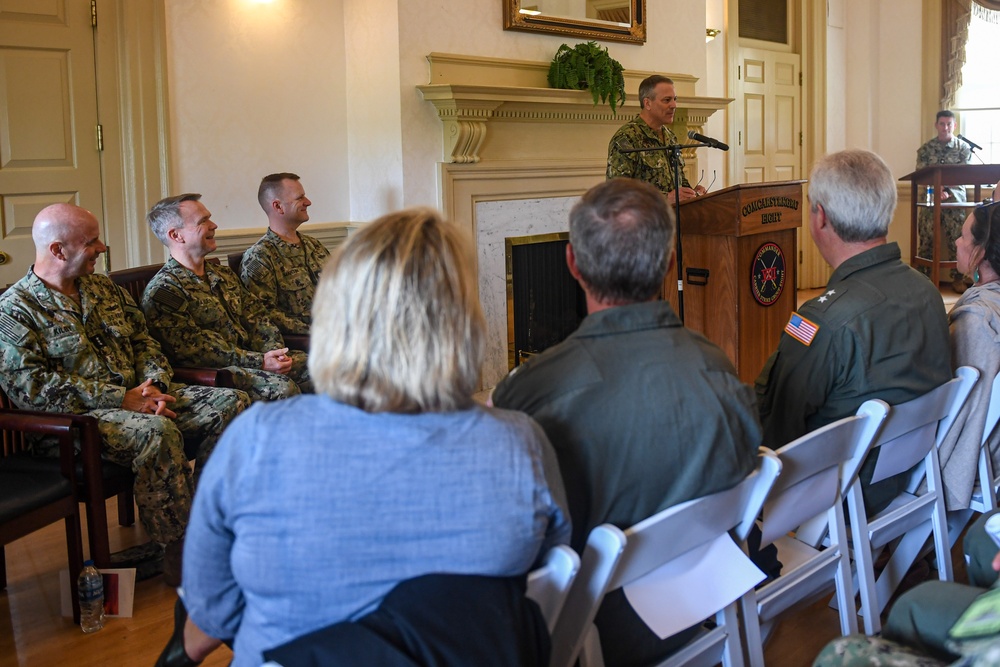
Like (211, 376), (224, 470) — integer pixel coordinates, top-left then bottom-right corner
(0, 203), (250, 586)
(142, 193), (312, 401)
(239, 173), (329, 336)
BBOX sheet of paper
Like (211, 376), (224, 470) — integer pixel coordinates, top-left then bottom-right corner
(622, 533), (765, 639)
(61, 567), (136, 618)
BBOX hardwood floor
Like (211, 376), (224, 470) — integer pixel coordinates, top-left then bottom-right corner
(2, 494), (974, 667)
(1, 500), (231, 667)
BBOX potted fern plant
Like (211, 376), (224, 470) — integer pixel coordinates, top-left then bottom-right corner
(547, 41), (626, 114)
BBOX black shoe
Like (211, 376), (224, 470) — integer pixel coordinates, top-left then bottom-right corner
(163, 540), (183, 588)
(154, 598), (201, 667)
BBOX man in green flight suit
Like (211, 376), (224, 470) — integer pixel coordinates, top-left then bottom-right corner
(756, 149), (952, 515)
(606, 74), (706, 202)
(491, 178), (762, 667)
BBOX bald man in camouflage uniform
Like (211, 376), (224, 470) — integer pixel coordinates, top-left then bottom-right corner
(607, 74), (706, 203)
(239, 173), (329, 336)
(0, 203), (250, 585)
(916, 110), (972, 293)
(142, 193), (312, 402)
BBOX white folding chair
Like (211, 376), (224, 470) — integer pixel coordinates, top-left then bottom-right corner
(969, 371), (1000, 514)
(549, 449), (782, 667)
(739, 400), (888, 666)
(527, 544), (582, 633)
(942, 369), (1000, 552)
(847, 366), (979, 635)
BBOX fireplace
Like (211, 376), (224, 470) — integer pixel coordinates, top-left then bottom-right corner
(505, 233), (586, 370)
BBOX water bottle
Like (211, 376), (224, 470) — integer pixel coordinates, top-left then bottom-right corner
(78, 560), (105, 633)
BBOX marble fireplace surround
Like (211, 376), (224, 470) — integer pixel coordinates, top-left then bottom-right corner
(418, 53), (730, 389)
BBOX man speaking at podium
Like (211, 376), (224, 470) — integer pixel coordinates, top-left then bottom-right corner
(607, 74), (706, 202)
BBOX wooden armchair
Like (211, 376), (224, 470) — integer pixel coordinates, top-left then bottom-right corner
(0, 409), (85, 623)
(227, 251), (244, 273)
(0, 390), (135, 567)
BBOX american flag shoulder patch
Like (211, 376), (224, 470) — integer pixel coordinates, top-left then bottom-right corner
(784, 312), (819, 346)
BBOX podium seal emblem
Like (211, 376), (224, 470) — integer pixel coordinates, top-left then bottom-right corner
(751, 242), (785, 306)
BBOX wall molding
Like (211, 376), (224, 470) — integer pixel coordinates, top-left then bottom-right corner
(211, 222), (361, 259)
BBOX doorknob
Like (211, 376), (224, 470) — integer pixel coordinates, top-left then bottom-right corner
(0, 250), (9, 265)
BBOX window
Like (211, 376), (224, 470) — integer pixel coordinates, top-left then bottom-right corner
(955, 5), (1000, 164)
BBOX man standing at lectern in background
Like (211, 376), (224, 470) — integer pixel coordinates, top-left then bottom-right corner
(607, 74), (706, 202)
(491, 177), (764, 667)
(756, 149), (951, 514)
(916, 110), (972, 293)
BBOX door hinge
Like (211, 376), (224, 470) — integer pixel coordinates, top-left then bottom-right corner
(739, 131), (742, 147)
(799, 131), (803, 146)
(738, 65), (742, 80)
(96, 124), (103, 151)
(799, 71), (803, 86)
(91, 0), (97, 27)
(799, 249), (803, 264)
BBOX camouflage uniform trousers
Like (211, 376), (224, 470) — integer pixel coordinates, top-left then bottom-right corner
(813, 635), (1000, 667)
(813, 636), (945, 667)
(224, 349), (313, 401)
(917, 207), (966, 282)
(36, 383), (250, 545)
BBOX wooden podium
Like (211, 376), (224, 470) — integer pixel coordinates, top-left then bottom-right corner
(899, 164), (1000, 286)
(663, 181), (805, 384)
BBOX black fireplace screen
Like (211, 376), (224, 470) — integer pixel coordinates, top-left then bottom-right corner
(506, 233), (587, 369)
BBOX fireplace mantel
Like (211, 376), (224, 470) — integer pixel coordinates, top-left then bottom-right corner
(416, 54), (732, 389)
(418, 52), (732, 164)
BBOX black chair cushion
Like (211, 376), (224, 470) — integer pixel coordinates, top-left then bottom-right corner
(1, 452), (132, 497)
(0, 468), (72, 524)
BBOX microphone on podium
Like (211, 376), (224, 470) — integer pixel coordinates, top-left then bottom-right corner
(957, 134), (983, 151)
(687, 131), (729, 151)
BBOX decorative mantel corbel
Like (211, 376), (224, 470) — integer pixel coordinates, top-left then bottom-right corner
(422, 92), (504, 163)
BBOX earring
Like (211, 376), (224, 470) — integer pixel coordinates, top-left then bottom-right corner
(974, 266), (981, 284)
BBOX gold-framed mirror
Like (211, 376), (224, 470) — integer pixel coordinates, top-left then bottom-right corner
(503, 0), (646, 44)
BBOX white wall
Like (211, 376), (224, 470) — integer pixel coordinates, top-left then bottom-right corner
(161, 0), (932, 230)
(164, 0), (710, 228)
(344, 0), (405, 220)
(834, 0), (925, 173)
(396, 0), (709, 213)
(163, 0), (350, 230)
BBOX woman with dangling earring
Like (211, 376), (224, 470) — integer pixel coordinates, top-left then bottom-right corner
(936, 197), (1000, 512)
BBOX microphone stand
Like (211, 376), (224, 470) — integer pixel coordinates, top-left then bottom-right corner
(617, 141), (710, 323)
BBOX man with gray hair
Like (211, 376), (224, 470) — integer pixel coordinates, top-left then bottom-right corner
(606, 74), (706, 202)
(239, 173), (329, 335)
(0, 203), (250, 585)
(142, 193), (312, 401)
(756, 149), (951, 513)
(491, 178), (762, 667)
